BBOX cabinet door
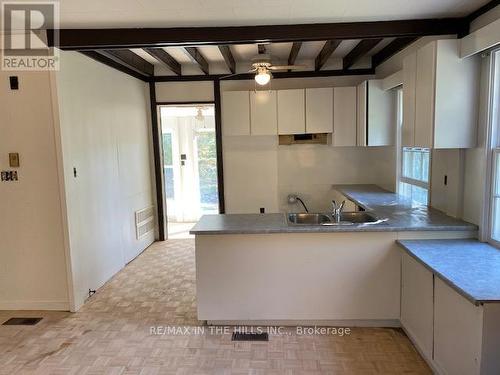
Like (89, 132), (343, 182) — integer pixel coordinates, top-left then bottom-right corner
(414, 42), (436, 148)
(333, 87), (357, 147)
(250, 90), (277, 135)
(305, 88), (333, 133)
(277, 89), (305, 134)
(402, 52), (416, 147)
(434, 278), (483, 375)
(356, 81), (367, 146)
(222, 91), (250, 136)
(401, 253), (434, 361)
(367, 80), (395, 146)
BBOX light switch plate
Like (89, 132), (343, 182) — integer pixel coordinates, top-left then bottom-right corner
(9, 153), (19, 167)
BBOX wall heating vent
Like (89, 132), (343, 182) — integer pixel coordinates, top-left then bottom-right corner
(135, 206), (155, 240)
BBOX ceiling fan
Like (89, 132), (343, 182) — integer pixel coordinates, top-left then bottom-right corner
(223, 45), (307, 85)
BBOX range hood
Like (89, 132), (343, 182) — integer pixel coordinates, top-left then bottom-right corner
(278, 133), (329, 145)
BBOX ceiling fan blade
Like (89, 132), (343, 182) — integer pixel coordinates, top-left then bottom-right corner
(220, 69), (257, 80)
(269, 64), (308, 70)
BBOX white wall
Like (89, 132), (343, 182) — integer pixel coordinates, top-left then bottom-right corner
(155, 81), (214, 102)
(278, 145), (395, 212)
(56, 51), (154, 310)
(0, 69), (70, 310)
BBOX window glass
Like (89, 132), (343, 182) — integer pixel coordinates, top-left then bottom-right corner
(162, 133), (174, 199)
(400, 147), (430, 205)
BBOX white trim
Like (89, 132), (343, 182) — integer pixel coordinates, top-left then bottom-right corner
(0, 300), (70, 311)
(461, 17), (500, 58)
(382, 70), (403, 91)
(485, 49), (500, 244)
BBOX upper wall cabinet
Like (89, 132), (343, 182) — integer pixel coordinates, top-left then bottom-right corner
(402, 52), (417, 147)
(277, 89), (305, 134)
(332, 86), (357, 146)
(222, 91), (250, 136)
(403, 39), (479, 148)
(357, 80), (395, 147)
(305, 88), (333, 133)
(250, 90), (278, 135)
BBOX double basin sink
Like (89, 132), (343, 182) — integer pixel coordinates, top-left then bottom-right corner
(287, 212), (382, 226)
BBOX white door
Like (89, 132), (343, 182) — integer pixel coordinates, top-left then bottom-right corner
(160, 105), (219, 223)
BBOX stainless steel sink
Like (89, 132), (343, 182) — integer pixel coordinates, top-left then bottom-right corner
(287, 212), (381, 226)
(287, 213), (331, 225)
(338, 212), (379, 223)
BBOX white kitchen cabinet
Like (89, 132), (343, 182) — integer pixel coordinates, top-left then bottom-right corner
(434, 278), (483, 375)
(277, 89), (305, 134)
(250, 90), (278, 135)
(222, 91), (250, 136)
(401, 252), (434, 361)
(402, 52), (417, 147)
(305, 88), (333, 133)
(356, 80), (395, 147)
(403, 39), (479, 148)
(332, 86), (357, 146)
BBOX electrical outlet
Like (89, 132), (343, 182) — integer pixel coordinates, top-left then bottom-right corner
(1, 170), (18, 181)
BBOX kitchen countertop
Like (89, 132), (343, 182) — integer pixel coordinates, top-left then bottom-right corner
(190, 184), (477, 235)
(397, 239), (500, 305)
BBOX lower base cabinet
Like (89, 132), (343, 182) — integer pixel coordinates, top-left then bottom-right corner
(401, 253), (434, 360)
(434, 278), (483, 375)
(401, 252), (500, 375)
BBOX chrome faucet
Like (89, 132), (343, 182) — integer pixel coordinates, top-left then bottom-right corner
(331, 200), (345, 222)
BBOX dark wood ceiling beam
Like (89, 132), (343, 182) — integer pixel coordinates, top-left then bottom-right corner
(99, 49), (154, 76)
(315, 40), (341, 71)
(343, 38), (382, 70)
(372, 37), (419, 67)
(143, 47), (181, 75)
(49, 18), (465, 50)
(288, 42), (302, 66)
(80, 51), (150, 81)
(153, 68), (375, 82)
(184, 47), (209, 74)
(218, 45), (235, 74)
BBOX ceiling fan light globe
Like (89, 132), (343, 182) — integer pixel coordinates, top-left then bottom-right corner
(255, 70), (271, 85)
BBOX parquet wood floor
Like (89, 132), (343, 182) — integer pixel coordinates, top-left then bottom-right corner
(0, 239), (431, 374)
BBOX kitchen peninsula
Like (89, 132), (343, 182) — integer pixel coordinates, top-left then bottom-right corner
(191, 185), (477, 325)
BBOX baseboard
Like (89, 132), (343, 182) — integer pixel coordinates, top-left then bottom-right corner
(206, 319), (401, 327)
(0, 300), (70, 311)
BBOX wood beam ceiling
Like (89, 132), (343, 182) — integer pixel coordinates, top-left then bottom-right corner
(50, 18), (466, 50)
(143, 48), (181, 75)
(98, 49), (154, 77)
(184, 47), (209, 74)
(153, 68), (374, 82)
(343, 38), (382, 70)
(315, 40), (341, 71)
(288, 42), (302, 66)
(218, 45), (235, 74)
(371, 37), (419, 67)
(80, 51), (150, 81)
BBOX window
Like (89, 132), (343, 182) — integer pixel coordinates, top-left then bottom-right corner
(162, 132), (174, 199)
(399, 148), (430, 205)
(488, 49), (500, 243)
(396, 88), (430, 206)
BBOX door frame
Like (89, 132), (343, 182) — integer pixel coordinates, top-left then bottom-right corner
(149, 82), (225, 240)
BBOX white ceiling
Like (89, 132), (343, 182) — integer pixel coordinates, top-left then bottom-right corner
(58, 0), (489, 28)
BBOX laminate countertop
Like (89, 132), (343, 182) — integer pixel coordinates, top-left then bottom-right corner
(190, 184), (477, 235)
(397, 239), (500, 305)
